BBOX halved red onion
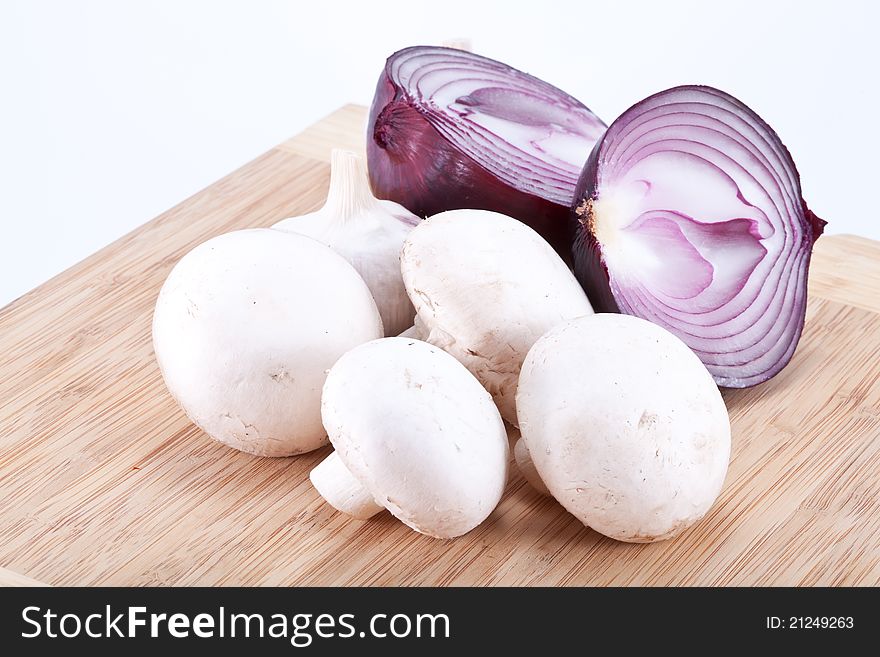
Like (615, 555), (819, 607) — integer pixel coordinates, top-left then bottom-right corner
(572, 85), (825, 388)
(367, 46), (606, 257)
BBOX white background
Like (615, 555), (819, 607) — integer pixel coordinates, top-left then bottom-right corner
(1, 0), (877, 307)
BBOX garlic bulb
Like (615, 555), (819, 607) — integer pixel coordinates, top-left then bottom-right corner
(274, 150), (420, 336)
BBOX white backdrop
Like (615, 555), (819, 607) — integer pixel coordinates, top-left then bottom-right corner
(1, 0), (877, 306)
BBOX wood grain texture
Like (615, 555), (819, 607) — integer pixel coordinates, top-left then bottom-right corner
(1, 106), (878, 587)
(809, 234), (880, 314)
(278, 104), (367, 162)
(0, 566), (49, 587)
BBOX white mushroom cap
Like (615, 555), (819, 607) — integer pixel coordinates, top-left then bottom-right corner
(311, 337), (509, 538)
(516, 314), (731, 542)
(152, 228), (383, 457)
(400, 209), (592, 425)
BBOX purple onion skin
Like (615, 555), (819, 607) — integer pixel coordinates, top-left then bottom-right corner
(367, 56), (593, 261)
(571, 85), (826, 388)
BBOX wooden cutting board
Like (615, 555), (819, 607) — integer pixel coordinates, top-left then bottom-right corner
(1, 105), (879, 587)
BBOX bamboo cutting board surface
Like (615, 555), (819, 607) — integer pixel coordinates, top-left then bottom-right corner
(1, 105), (879, 587)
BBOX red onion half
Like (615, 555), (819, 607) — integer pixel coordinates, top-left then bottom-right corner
(367, 46), (606, 257)
(572, 86), (825, 388)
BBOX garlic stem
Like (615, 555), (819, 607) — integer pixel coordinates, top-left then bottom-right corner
(322, 149), (380, 221)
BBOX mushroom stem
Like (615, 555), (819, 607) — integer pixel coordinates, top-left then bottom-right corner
(397, 325), (421, 339)
(514, 438), (550, 496)
(310, 452), (384, 519)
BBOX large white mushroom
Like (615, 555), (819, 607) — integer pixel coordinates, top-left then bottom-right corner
(399, 209), (593, 425)
(516, 314), (731, 542)
(310, 337), (509, 538)
(152, 228), (383, 457)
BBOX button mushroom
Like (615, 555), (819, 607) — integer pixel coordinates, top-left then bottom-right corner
(516, 314), (731, 542)
(152, 228), (383, 457)
(400, 209), (593, 425)
(310, 337), (509, 538)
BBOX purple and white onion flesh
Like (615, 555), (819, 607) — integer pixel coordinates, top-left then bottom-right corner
(572, 85), (825, 387)
(367, 45), (606, 257)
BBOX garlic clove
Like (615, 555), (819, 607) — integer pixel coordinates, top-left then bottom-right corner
(274, 149), (420, 336)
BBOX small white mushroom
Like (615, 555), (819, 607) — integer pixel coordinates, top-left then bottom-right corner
(310, 337), (509, 538)
(400, 209), (593, 425)
(152, 228), (383, 457)
(516, 314), (731, 542)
